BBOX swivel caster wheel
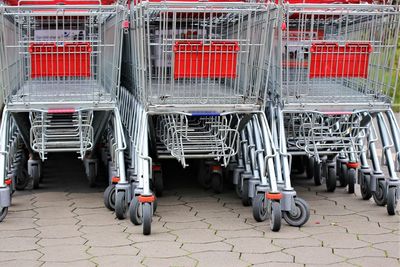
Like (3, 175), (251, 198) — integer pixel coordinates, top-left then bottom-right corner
(252, 194), (268, 222)
(326, 167), (336, 192)
(347, 168), (356, 194)
(373, 180), (387, 206)
(103, 184), (115, 211)
(129, 197), (142, 225)
(211, 172), (224, 194)
(387, 187), (398, 216)
(314, 161), (323, 186)
(360, 173), (372, 200)
(142, 203), (152, 235)
(0, 207), (8, 222)
(270, 201), (281, 232)
(115, 191), (127, 220)
(241, 179), (251, 207)
(283, 197), (310, 227)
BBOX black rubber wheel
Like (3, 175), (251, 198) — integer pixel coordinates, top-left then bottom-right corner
(31, 165), (40, 189)
(15, 167), (29, 191)
(241, 179), (251, 207)
(326, 167), (336, 192)
(153, 171), (164, 197)
(103, 184), (115, 211)
(314, 161), (322, 186)
(115, 191), (127, 220)
(373, 180), (387, 206)
(283, 197), (310, 227)
(295, 156), (305, 174)
(386, 187), (398, 216)
(88, 163), (96, 188)
(235, 182), (242, 198)
(339, 163), (348, 187)
(142, 203), (152, 235)
(306, 157), (314, 179)
(129, 197), (142, 225)
(197, 162), (211, 189)
(360, 173), (372, 200)
(211, 173), (223, 194)
(0, 207), (8, 222)
(270, 201), (281, 232)
(252, 194), (268, 222)
(347, 168), (356, 194)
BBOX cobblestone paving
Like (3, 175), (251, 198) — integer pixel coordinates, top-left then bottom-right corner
(0, 153), (399, 267)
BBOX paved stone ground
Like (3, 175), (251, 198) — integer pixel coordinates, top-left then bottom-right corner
(0, 153), (399, 267)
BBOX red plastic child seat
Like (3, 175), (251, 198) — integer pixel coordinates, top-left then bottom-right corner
(173, 41), (239, 79)
(309, 42), (372, 78)
(29, 42), (92, 78)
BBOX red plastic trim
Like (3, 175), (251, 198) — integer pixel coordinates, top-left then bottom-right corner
(265, 192), (282, 200)
(111, 177), (120, 184)
(138, 195), (156, 203)
(346, 162), (360, 169)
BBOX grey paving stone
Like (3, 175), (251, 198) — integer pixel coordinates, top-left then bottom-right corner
(333, 247), (386, 259)
(272, 237), (322, 248)
(190, 251), (248, 267)
(0, 260), (42, 267)
(0, 237), (39, 252)
(37, 225), (81, 239)
(241, 252), (294, 265)
(8, 210), (37, 218)
(172, 229), (224, 243)
(347, 257), (400, 267)
(0, 229), (39, 238)
(92, 255), (144, 267)
(87, 246), (140, 257)
(33, 200), (72, 208)
(83, 231), (132, 247)
(300, 225), (347, 235)
(0, 251), (42, 262)
(136, 241), (188, 258)
(38, 237), (86, 247)
(77, 213), (118, 226)
(160, 211), (201, 223)
(253, 263), (302, 267)
(41, 261), (95, 267)
(337, 220), (392, 235)
(39, 245), (91, 262)
(206, 217), (253, 231)
(313, 232), (369, 249)
(0, 217), (37, 231)
(164, 221), (210, 230)
(34, 207), (74, 219)
(359, 233), (400, 244)
(216, 228), (264, 238)
(181, 242), (233, 253)
(285, 247), (345, 264)
(226, 237), (280, 254)
(372, 242), (400, 259)
(34, 217), (80, 226)
(79, 224), (126, 234)
(142, 256), (197, 267)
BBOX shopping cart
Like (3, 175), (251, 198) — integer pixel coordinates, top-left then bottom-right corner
(0, 0), (128, 221)
(273, 1), (400, 215)
(113, 0), (309, 235)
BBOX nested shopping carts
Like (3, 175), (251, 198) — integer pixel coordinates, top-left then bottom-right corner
(113, 0), (310, 235)
(0, 0), (128, 220)
(272, 1), (400, 214)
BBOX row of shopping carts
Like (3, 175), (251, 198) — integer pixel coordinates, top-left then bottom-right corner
(0, 0), (399, 234)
